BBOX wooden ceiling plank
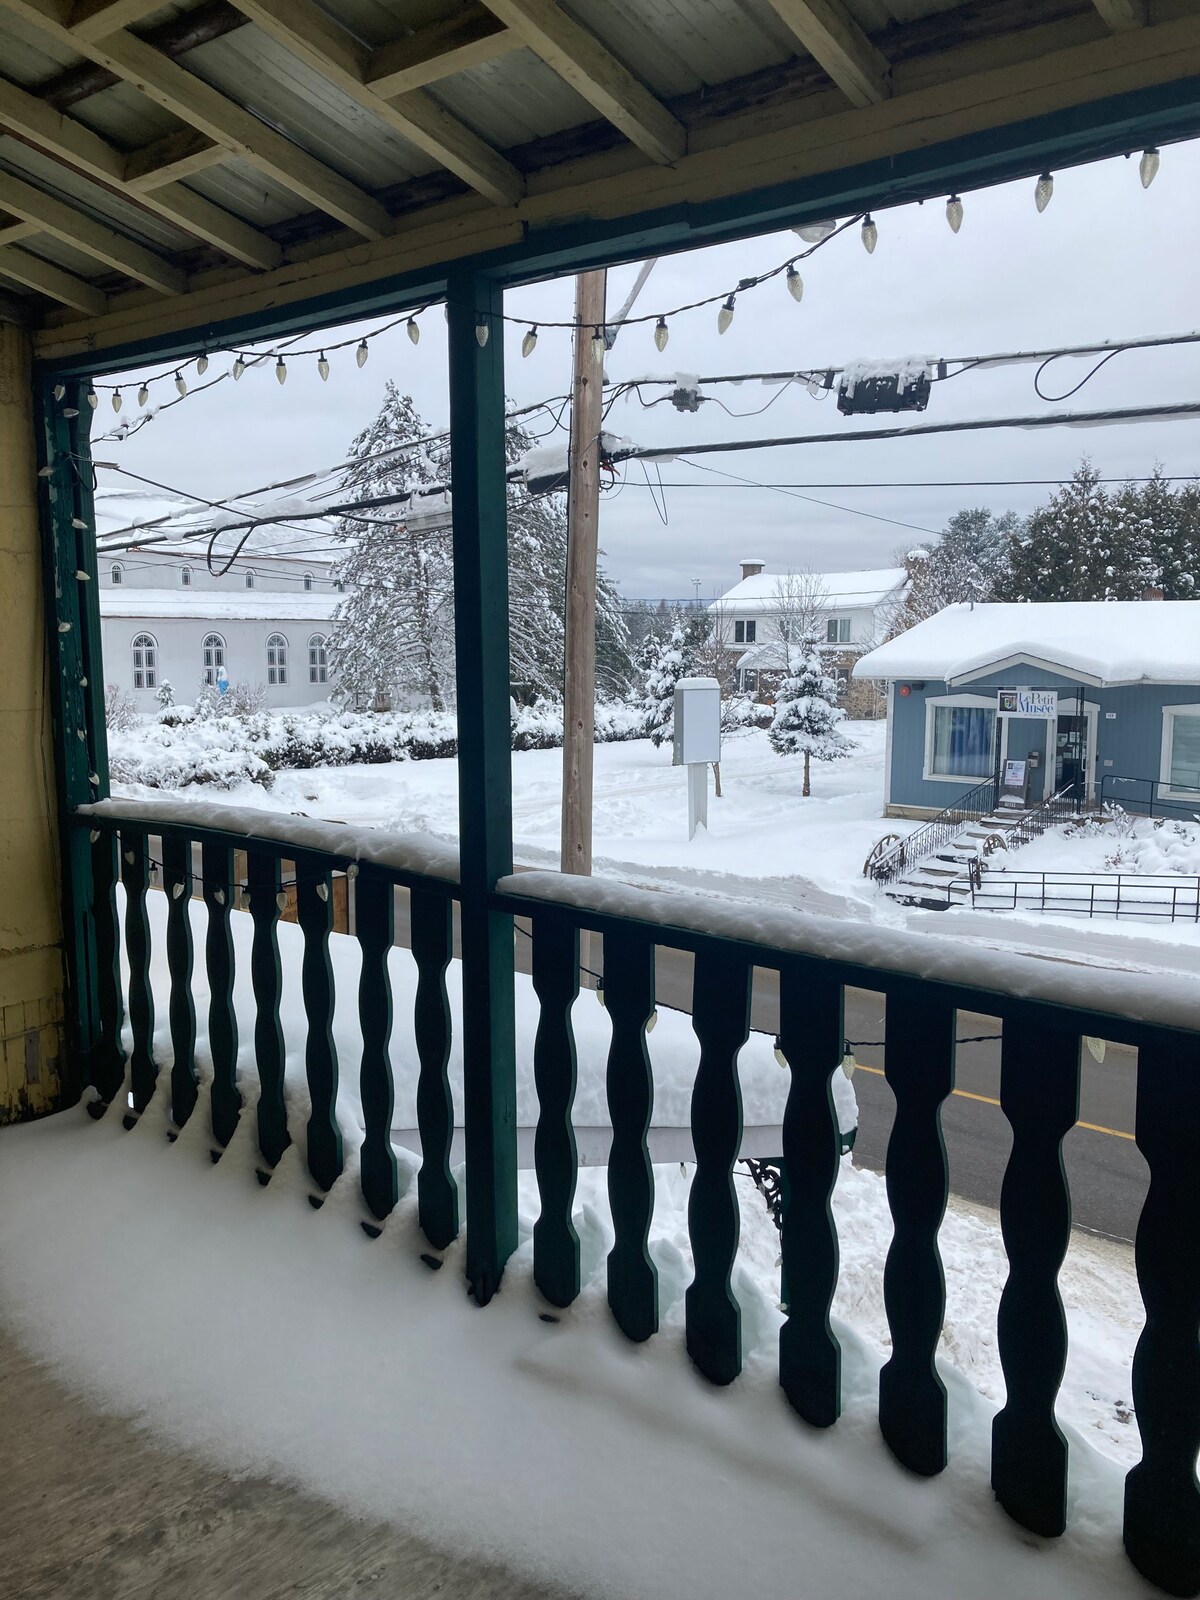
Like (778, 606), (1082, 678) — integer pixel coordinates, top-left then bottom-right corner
(365, 5), (518, 97)
(70, 0), (168, 42)
(0, 168), (187, 292)
(479, 0), (685, 164)
(1092, 0), (1148, 27)
(763, 0), (892, 107)
(0, 0), (392, 238)
(228, 0), (523, 206)
(0, 76), (280, 268)
(0, 243), (107, 312)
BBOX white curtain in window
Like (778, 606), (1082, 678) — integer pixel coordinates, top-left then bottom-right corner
(931, 705), (994, 777)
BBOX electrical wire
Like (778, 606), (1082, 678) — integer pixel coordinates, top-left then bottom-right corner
(675, 457), (941, 535)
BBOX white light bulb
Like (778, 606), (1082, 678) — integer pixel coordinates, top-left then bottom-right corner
(786, 265), (803, 302)
(86, 387), (98, 409)
(1035, 173), (1054, 212)
(522, 325), (538, 358)
(407, 317), (420, 345)
(275, 357), (287, 385)
(654, 317), (669, 352)
(232, 356), (245, 381)
(861, 215), (878, 253)
(356, 339), (369, 368)
(946, 194), (963, 233)
(112, 389), (122, 413)
(591, 326), (606, 363)
(174, 370), (187, 397)
(475, 318), (489, 348)
(196, 354), (209, 376)
(137, 383), (149, 406)
(318, 352), (330, 381)
(53, 383), (66, 402)
(1140, 148), (1160, 189)
(792, 218), (836, 243)
(717, 295), (735, 334)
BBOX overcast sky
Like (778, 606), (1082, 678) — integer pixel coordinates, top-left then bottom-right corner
(99, 137), (1200, 601)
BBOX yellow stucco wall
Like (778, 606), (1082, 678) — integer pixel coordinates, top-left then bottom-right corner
(0, 320), (66, 1121)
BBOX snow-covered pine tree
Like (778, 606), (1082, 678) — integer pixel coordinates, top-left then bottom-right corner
(898, 507), (1019, 628)
(768, 635), (854, 796)
(1113, 466), (1200, 599)
(997, 461), (1149, 602)
(640, 616), (686, 747)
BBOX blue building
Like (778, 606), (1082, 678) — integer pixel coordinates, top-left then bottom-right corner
(853, 600), (1200, 818)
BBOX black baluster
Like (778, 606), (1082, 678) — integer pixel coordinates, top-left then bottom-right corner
(777, 962), (844, 1427)
(531, 910), (580, 1308)
(247, 847), (289, 1173)
(879, 989), (955, 1475)
(1125, 1030), (1200, 1596)
(356, 868), (398, 1224)
(201, 841), (241, 1150)
(686, 946), (751, 1385)
(296, 854), (342, 1195)
(604, 928), (658, 1342)
(120, 829), (156, 1119)
(162, 834), (197, 1129)
(91, 827), (125, 1105)
(411, 888), (457, 1248)
(992, 1016), (1079, 1537)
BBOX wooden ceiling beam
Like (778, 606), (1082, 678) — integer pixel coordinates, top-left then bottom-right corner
(0, 244), (106, 312)
(763, 0), (892, 107)
(479, 0), (685, 164)
(122, 128), (229, 190)
(1092, 0), (1148, 27)
(0, 169), (188, 292)
(0, 76), (280, 269)
(69, 0), (168, 40)
(365, 5), (518, 97)
(0, 0), (392, 238)
(227, 0), (523, 206)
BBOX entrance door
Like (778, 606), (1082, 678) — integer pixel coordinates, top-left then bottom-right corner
(1055, 714), (1088, 802)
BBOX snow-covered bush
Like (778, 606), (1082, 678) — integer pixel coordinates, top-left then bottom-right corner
(108, 716), (273, 790)
(768, 636), (855, 796)
(225, 681), (267, 717)
(104, 683), (139, 733)
(154, 679), (175, 711)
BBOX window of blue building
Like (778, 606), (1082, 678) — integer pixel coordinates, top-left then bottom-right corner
(926, 698), (995, 780)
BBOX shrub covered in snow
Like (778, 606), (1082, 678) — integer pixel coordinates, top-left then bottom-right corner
(768, 636), (855, 796)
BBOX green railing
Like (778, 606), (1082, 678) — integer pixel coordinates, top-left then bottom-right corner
(76, 797), (1200, 1599)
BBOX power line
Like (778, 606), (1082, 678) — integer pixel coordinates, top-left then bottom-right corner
(607, 475), (1200, 489)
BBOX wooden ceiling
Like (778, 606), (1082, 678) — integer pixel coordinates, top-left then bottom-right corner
(1, 0), (1199, 364)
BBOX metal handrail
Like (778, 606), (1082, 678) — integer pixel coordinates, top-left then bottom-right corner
(865, 775), (997, 883)
(949, 867), (1200, 922)
(1100, 773), (1200, 817)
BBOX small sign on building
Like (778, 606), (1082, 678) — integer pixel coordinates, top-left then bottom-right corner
(997, 687), (1057, 719)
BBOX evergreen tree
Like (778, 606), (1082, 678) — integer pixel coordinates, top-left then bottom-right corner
(768, 635), (854, 796)
(1113, 466), (1200, 599)
(997, 461), (1147, 601)
(640, 617), (686, 747)
(899, 507), (1019, 627)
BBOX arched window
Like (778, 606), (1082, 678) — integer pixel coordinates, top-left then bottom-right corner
(303, 571), (314, 592)
(266, 632), (288, 686)
(181, 565), (192, 587)
(245, 568), (256, 590)
(110, 562), (124, 585)
(308, 633), (329, 685)
(131, 632), (157, 690)
(202, 632), (226, 687)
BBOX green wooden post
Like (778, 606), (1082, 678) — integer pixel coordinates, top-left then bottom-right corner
(35, 379), (108, 1100)
(447, 267), (518, 1305)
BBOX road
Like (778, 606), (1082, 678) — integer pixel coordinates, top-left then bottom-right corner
(394, 887), (1146, 1245)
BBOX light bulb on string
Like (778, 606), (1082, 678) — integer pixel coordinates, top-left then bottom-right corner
(406, 317), (420, 345)
(174, 371), (187, 397)
(137, 383), (149, 406)
(591, 325), (606, 363)
(275, 357), (287, 385)
(861, 214), (878, 253)
(196, 354), (209, 376)
(521, 325), (538, 358)
(1140, 148), (1160, 188)
(86, 387), (98, 409)
(785, 265), (803, 302)
(946, 194), (963, 233)
(356, 339), (369, 368)
(317, 352), (330, 381)
(717, 295), (735, 334)
(1035, 173), (1054, 212)
(232, 355), (246, 380)
(112, 390), (122, 413)
(53, 383), (66, 402)
(475, 316), (489, 348)
(654, 316), (669, 352)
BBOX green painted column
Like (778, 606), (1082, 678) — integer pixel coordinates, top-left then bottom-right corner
(447, 268), (518, 1304)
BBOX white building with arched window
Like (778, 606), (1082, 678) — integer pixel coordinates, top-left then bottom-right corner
(95, 488), (341, 709)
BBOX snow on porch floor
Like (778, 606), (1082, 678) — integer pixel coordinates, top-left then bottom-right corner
(0, 1093), (1158, 1600)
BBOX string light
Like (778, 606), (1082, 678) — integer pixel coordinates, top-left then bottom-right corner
(475, 316), (489, 348)
(86, 387), (98, 409)
(522, 325), (538, 358)
(785, 266), (803, 302)
(717, 295), (735, 334)
(1035, 173), (1054, 212)
(654, 317), (669, 352)
(1140, 147), (1160, 188)
(407, 317), (420, 345)
(275, 356), (287, 385)
(52, 383), (65, 402)
(233, 355), (246, 380)
(137, 383), (149, 406)
(355, 339), (369, 367)
(317, 352), (330, 381)
(946, 194), (963, 233)
(112, 389), (122, 413)
(196, 354), (209, 376)
(174, 371), (187, 397)
(861, 214), (878, 253)
(793, 218), (836, 243)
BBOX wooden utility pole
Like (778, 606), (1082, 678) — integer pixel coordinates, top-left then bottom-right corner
(561, 268), (607, 877)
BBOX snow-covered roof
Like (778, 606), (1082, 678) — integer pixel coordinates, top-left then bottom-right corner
(99, 588), (339, 623)
(714, 567), (907, 608)
(854, 601), (1200, 687)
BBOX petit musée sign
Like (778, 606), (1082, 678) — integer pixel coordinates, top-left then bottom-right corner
(997, 688), (1057, 719)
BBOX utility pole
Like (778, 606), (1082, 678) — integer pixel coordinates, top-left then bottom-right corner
(561, 268), (607, 878)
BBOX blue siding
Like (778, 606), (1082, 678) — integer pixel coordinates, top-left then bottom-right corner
(887, 664), (1200, 814)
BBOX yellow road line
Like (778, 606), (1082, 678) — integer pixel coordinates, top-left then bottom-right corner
(852, 1061), (1135, 1141)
